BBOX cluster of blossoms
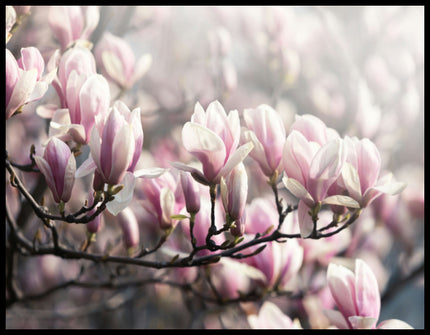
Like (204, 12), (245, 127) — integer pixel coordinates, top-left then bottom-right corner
(6, 6), (423, 329)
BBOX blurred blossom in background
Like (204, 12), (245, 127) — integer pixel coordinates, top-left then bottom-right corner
(6, 6), (423, 329)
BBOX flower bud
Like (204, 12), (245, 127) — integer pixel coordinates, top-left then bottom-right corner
(180, 171), (200, 214)
(220, 162), (248, 222)
(90, 107), (135, 186)
(242, 104), (286, 176)
(118, 207), (140, 250)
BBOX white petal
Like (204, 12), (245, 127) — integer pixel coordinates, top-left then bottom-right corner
(215, 141), (254, 182)
(348, 316), (377, 329)
(341, 162), (362, 201)
(134, 167), (168, 179)
(282, 176), (314, 207)
(160, 187), (175, 225)
(106, 172), (136, 216)
(102, 51), (124, 86)
(371, 181), (407, 195)
(322, 195), (360, 208)
(75, 156), (97, 178)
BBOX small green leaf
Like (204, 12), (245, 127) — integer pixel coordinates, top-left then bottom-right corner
(170, 214), (190, 220)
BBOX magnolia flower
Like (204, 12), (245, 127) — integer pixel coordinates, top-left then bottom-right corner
(90, 106), (136, 188)
(48, 6), (100, 50)
(6, 47), (54, 119)
(248, 301), (302, 329)
(339, 136), (406, 208)
(246, 238), (303, 290)
(220, 162), (248, 230)
(55, 46), (97, 109)
(242, 104), (286, 177)
(172, 100), (253, 185)
(94, 31), (152, 89)
(282, 131), (359, 237)
(325, 259), (413, 329)
(118, 207), (140, 251)
(180, 171), (201, 214)
(138, 170), (184, 230)
(289, 114), (339, 146)
(70, 74), (111, 144)
(34, 137), (76, 203)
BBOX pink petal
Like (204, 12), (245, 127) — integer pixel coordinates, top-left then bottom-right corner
(308, 138), (345, 202)
(323, 309), (350, 329)
(108, 124), (134, 185)
(327, 262), (358, 321)
(61, 153), (76, 202)
(33, 155), (59, 203)
(356, 138), (381, 194)
(354, 259), (380, 320)
(6, 69), (38, 118)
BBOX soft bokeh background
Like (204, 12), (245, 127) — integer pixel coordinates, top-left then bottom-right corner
(6, 6), (424, 329)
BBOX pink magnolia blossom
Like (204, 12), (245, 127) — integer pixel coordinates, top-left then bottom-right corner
(242, 104), (286, 177)
(48, 6), (100, 50)
(247, 238), (303, 290)
(118, 207), (140, 251)
(94, 31), (152, 89)
(325, 259), (413, 329)
(282, 131), (359, 237)
(339, 136), (406, 208)
(33, 137), (76, 203)
(244, 197), (278, 235)
(180, 171), (201, 214)
(207, 258), (257, 300)
(48, 48), (109, 145)
(6, 47), (54, 119)
(89, 106), (136, 188)
(248, 301), (302, 329)
(289, 114), (339, 146)
(172, 100), (253, 185)
(220, 162), (248, 235)
(138, 170), (184, 230)
(55, 46), (97, 109)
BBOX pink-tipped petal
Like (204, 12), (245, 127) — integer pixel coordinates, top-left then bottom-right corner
(355, 259), (380, 321)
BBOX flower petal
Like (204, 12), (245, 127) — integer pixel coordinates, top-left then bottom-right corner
(75, 156), (97, 178)
(215, 141), (253, 183)
(297, 200), (315, 238)
(348, 316), (377, 329)
(355, 259), (380, 321)
(341, 162), (362, 203)
(34, 155), (59, 203)
(282, 176), (314, 207)
(61, 152), (76, 202)
(322, 195), (360, 208)
(323, 309), (350, 329)
(106, 172), (136, 216)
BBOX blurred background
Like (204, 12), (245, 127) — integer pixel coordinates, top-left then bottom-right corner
(6, 6), (424, 329)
